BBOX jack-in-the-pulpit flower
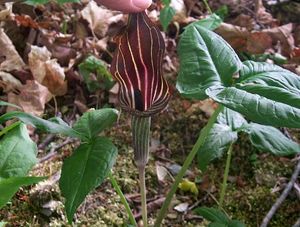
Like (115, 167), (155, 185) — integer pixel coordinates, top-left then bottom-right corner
(111, 12), (171, 117)
(110, 12), (170, 226)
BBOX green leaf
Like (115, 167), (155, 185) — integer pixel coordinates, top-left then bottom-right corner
(0, 122), (21, 137)
(228, 220), (246, 227)
(0, 176), (45, 208)
(162, 0), (171, 5)
(238, 61), (300, 109)
(217, 108), (247, 131)
(194, 207), (245, 227)
(197, 124), (237, 171)
(194, 13), (223, 31)
(24, 0), (49, 5)
(25, 0), (78, 5)
(209, 223), (227, 227)
(57, 0), (79, 3)
(194, 207), (229, 223)
(73, 108), (118, 141)
(59, 137), (118, 223)
(78, 55), (114, 93)
(215, 5), (228, 20)
(160, 5), (175, 31)
(269, 53), (288, 65)
(176, 24), (242, 99)
(0, 124), (37, 178)
(244, 123), (300, 156)
(197, 59), (300, 128)
(0, 101), (21, 109)
(206, 86), (300, 128)
(0, 111), (79, 138)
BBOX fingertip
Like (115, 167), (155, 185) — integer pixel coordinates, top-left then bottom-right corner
(132, 0), (152, 12)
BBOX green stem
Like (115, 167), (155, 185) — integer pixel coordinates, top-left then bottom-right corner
(0, 121), (20, 137)
(203, 0), (213, 14)
(131, 115), (151, 226)
(219, 142), (234, 208)
(108, 172), (138, 227)
(154, 105), (224, 227)
(139, 166), (148, 227)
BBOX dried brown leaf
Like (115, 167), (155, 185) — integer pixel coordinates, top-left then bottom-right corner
(7, 80), (52, 116)
(15, 15), (39, 29)
(28, 46), (51, 83)
(81, 0), (115, 38)
(255, 0), (277, 26)
(0, 2), (13, 20)
(156, 164), (169, 182)
(0, 28), (25, 72)
(0, 71), (22, 92)
(44, 60), (67, 96)
(174, 202), (189, 213)
(215, 22), (249, 52)
(247, 32), (273, 54)
(231, 14), (255, 30)
(262, 23), (295, 56)
(28, 45), (67, 96)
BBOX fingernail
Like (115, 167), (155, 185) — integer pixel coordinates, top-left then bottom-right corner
(132, 0), (151, 10)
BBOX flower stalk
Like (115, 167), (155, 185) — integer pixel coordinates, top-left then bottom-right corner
(132, 116), (151, 226)
(111, 11), (171, 226)
(138, 165), (147, 226)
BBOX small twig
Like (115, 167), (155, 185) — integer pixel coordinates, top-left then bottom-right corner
(293, 217), (300, 227)
(260, 159), (300, 227)
(292, 155), (300, 162)
(294, 182), (300, 199)
(153, 154), (176, 164)
(187, 200), (202, 212)
(208, 191), (230, 217)
(38, 134), (56, 150)
(134, 197), (165, 219)
(53, 96), (58, 116)
(39, 138), (74, 163)
(188, 191), (210, 211)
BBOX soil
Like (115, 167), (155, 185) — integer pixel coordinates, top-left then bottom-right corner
(0, 0), (300, 226)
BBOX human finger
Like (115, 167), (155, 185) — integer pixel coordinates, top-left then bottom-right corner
(95, 0), (152, 13)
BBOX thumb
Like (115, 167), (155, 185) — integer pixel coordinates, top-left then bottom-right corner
(95, 0), (152, 13)
(132, 0), (152, 11)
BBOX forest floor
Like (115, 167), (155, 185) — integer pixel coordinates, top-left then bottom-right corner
(0, 0), (300, 226)
(1, 95), (300, 226)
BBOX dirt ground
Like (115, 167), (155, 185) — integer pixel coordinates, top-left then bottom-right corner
(0, 0), (300, 226)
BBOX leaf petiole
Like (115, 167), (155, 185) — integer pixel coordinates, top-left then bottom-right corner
(154, 104), (224, 226)
(108, 172), (138, 227)
(219, 141), (234, 208)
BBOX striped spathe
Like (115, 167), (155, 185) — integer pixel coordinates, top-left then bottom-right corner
(111, 12), (171, 117)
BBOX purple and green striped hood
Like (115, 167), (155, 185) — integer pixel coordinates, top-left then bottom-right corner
(111, 12), (171, 116)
